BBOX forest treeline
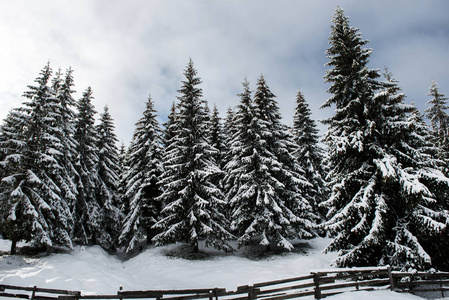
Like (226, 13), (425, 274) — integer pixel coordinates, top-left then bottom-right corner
(1, 8), (449, 272)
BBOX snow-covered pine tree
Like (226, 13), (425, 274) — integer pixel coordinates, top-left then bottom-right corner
(0, 109), (29, 247)
(222, 107), (236, 184)
(291, 89), (327, 219)
(0, 63), (73, 254)
(224, 78), (253, 214)
(117, 142), (128, 215)
(95, 106), (123, 250)
(321, 8), (449, 270)
(210, 105), (226, 168)
(223, 107), (236, 148)
(425, 79), (449, 162)
(73, 87), (99, 245)
(210, 105), (227, 189)
(52, 67), (79, 229)
(226, 77), (315, 251)
(162, 102), (177, 149)
(406, 102), (449, 271)
(119, 95), (163, 252)
(153, 59), (233, 253)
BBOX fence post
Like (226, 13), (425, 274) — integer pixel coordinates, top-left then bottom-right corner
(208, 290), (213, 300)
(313, 273), (321, 299)
(31, 286), (37, 300)
(387, 266), (394, 291)
(213, 288), (219, 300)
(248, 285), (254, 300)
(118, 285), (123, 300)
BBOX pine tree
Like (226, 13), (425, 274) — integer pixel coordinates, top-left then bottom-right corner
(425, 79), (449, 162)
(95, 106), (123, 250)
(119, 95), (164, 252)
(222, 106), (236, 182)
(226, 77), (315, 251)
(210, 105), (226, 188)
(117, 142), (128, 215)
(0, 63), (73, 254)
(223, 107), (236, 144)
(153, 59), (233, 252)
(52, 67), (79, 229)
(321, 8), (449, 270)
(73, 87), (99, 245)
(0, 109), (29, 245)
(291, 89), (327, 219)
(162, 102), (177, 148)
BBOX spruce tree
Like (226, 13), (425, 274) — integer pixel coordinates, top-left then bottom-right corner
(0, 63), (73, 253)
(226, 77), (315, 251)
(291, 89), (327, 219)
(73, 87), (99, 245)
(210, 105), (227, 189)
(117, 142), (128, 215)
(0, 109), (29, 247)
(153, 59), (233, 252)
(95, 106), (123, 250)
(210, 105), (226, 168)
(52, 67), (79, 226)
(119, 95), (163, 252)
(321, 8), (449, 270)
(425, 79), (449, 162)
(162, 102), (177, 149)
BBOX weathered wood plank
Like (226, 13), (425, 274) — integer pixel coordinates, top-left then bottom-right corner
(0, 292), (30, 299)
(257, 290), (316, 300)
(253, 275), (314, 288)
(319, 278), (389, 292)
(256, 282), (315, 295)
(395, 280), (449, 286)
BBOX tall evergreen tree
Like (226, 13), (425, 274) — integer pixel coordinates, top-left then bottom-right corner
(119, 95), (164, 252)
(162, 102), (177, 149)
(117, 142), (128, 215)
(52, 67), (79, 227)
(210, 105), (226, 167)
(425, 79), (449, 162)
(226, 77), (315, 251)
(291, 89), (327, 219)
(73, 87), (99, 245)
(95, 106), (123, 250)
(153, 59), (233, 252)
(321, 8), (449, 270)
(210, 105), (226, 188)
(0, 109), (29, 245)
(0, 63), (73, 254)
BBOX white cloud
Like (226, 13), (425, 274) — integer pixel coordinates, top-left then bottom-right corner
(0, 0), (448, 144)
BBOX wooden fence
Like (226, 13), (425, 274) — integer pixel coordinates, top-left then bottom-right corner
(1, 266), (449, 300)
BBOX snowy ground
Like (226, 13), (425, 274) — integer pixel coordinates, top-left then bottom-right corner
(0, 238), (434, 300)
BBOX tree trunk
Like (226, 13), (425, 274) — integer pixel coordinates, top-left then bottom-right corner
(146, 226), (152, 245)
(193, 240), (199, 253)
(266, 244), (271, 252)
(10, 238), (17, 255)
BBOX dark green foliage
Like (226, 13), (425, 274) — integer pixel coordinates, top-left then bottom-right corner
(0, 63), (73, 254)
(73, 87), (99, 245)
(225, 77), (316, 251)
(119, 95), (163, 252)
(153, 59), (233, 253)
(291, 89), (327, 220)
(95, 106), (123, 250)
(321, 8), (449, 270)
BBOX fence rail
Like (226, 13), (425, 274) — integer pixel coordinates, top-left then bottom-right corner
(1, 266), (449, 300)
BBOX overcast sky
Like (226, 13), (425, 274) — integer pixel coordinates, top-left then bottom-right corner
(0, 0), (448, 145)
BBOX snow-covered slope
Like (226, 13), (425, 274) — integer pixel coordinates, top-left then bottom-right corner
(0, 238), (431, 300)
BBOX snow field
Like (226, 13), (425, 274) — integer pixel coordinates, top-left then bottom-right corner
(0, 238), (434, 299)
